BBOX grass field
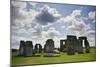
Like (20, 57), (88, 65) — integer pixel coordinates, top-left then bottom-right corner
(11, 47), (96, 66)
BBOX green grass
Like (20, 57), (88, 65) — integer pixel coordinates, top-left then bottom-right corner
(11, 47), (96, 66)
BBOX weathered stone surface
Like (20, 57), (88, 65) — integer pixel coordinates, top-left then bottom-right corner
(24, 41), (33, 56)
(19, 40), (33, 56)
(60, 40), (66, 51)
(60, 35), (90, 55)
(44, 39), (54, 53)
(84, 38), (90, 53)
(78, 36), (90, 53)
(77, 38), (83, 54)
(66, 35), (76, 55)
(19, 40), (25, 56)
(34, 44), (42, 53)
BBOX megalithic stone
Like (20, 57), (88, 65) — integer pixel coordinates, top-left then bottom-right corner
(78, 36), (90, 54)
(35, 44), (38, 53)
(66, 35), (76, 55)
(60, 40), (63, 51)
(72, 36), (78, 52)
(60, 40), (66, 51)
(76, 39), (79, 52)
(24, 41), (33, 56)
(44, 39), (54, 53)
(19, 40), (25, 56)
(67, 39), (75, 55)
(39, 44), (42, 53)
(78, 39), (83, 54)
(35, 44), (42, 53)
(84, 39), (90, 53)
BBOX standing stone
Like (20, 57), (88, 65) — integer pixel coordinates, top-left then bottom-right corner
(78, 36), (90, 53)
(77, 38), (83, 54)
(66, 35), (76, 55)
(44, 39), (54, 53)
(24, 41), (33, 56)
(34, 44), (42, 53)
(84, 38), (90, 53)
(60, 40), (66, 51)
(19, 40), (25, 56)
(72, 36), (78, 52)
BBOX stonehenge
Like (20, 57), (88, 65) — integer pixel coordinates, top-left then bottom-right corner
(18, 35), (90, 56)
(60, 35), (90, 55)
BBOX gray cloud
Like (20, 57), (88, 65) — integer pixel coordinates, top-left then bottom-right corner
(35, 5), (61, 25)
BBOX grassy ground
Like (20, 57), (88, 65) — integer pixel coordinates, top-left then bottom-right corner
(11, 47), (96, 66)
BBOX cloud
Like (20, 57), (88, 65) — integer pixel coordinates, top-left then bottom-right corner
(71, 10), (81, 17)
(57, 9), (91, 36)
(57, 9), (90, 35)
(11, 1), (39, 31)
(67, 20), (87, 31)
(61, 26), (66, 28)
(88, 11), (96, 20)
(88, 11), (96, 23)
(11, 1), (27, 21)
(42, 27), (61, 38)
(28, 2), (37, 7)
(32, 24), (42, 36)
(66, 16), (91, 36)
(11, 1), (26, 9)
(58, 10), (82, 25)
(35, 5), (61, 25)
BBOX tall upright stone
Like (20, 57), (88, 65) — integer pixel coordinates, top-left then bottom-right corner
(78, 36), (90, 53)
(84, 38), (90, 53)
(77, 38), (83, 54)
(19, 40), (33, 56)
(19, 40), (25, 56)
(24, 41), (33, 56)
(44, 39), (54, 53)
(60, 40), (66, 51)
(34, 44), (42, 53)
(66, 35), (76, 55)
(71, 36), (78, 52)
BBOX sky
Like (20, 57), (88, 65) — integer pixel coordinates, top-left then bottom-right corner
(11, 1), (96, 49)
